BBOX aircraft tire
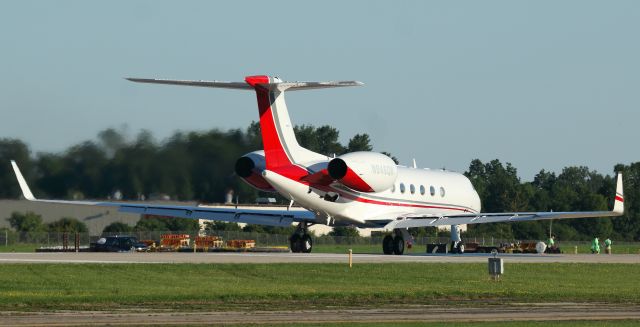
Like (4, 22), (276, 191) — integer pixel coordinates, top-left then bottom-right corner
(392, 235), (405, 255)
(290, 234), (301, 253)
(301, 234), (313, 253)
(382, 235), (394, 255)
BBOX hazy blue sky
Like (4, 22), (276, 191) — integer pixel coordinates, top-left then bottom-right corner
(1, 1), (638, 180)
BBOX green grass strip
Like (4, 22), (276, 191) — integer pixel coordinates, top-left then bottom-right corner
(0, 263), (638, 311)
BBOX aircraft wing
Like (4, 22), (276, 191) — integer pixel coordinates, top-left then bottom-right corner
(10, 161), (317, 227)
(384, 173), (624, 230)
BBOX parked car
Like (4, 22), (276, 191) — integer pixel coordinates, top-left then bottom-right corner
(91, 236), (148, 252)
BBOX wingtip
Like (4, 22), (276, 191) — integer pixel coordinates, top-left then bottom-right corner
(10, 160), (36, 201)
(613, 172), (624, 214)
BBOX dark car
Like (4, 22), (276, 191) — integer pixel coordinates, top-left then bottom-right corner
(91, 236), (148, 252)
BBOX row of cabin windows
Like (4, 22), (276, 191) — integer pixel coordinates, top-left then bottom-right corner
(391, 183), (445, 197)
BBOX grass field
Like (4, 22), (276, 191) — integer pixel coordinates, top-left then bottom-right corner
(0, 244), (45, 252)
(0, 263), (638, 311)
(255, 322), (639, 327)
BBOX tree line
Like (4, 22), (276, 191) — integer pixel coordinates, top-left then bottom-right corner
(4, 212), (89, 234)
(0, 123), (375, 203)
(0, 123), (638, 241)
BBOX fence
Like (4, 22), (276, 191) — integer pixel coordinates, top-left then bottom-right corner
(1, 229), (638, 253)
(0, 230), (449, 250)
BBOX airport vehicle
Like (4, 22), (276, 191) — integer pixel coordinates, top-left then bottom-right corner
(10, 75), (625, 255)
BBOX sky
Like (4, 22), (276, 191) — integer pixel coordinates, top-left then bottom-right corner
(1, 1), (638, 180)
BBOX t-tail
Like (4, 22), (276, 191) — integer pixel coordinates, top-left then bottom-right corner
(127, 76), (363, 170)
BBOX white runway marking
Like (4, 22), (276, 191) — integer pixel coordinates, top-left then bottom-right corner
(0, 252), (637, 264)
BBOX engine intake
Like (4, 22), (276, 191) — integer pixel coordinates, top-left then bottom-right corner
(327, 158), (348, 180)
(234, 151), (275, 192)
(234, 156), (255, 178)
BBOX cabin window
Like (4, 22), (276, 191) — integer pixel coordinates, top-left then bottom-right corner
(430, 186), (436, 196)
(410, 184), (415, 194)
(440, 186), (446, 197)
(400, 183), (406, 193)
(391, 184), (395, 193)
(420, 185), (425, 195)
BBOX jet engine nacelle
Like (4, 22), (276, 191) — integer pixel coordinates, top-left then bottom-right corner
(235, 150), (276, 192)
(327, 151), (398, 192)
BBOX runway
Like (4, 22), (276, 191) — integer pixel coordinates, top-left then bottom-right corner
(1, 303), (639, 326)
(0, 251), (637, 264)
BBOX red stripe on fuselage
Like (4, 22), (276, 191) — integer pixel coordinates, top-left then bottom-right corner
(615, 195), (624, 202)
(350, 195), (472, 212)
(300, 175), (472, 213)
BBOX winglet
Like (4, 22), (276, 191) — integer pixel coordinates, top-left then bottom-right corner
(10, 161), (36, 201)
(613, 173), (624, 214)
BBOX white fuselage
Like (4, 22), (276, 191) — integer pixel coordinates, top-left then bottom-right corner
(263, 164), (482, 228)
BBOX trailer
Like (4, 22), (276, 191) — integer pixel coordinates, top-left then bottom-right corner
(463, 242), (503, 253)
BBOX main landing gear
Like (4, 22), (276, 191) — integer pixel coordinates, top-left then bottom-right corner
(382, 228), (411, 255)
(449, 224), (465, 254)
(290, 222), (313, 253)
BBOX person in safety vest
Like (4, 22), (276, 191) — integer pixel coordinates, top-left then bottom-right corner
(604, 238), (612, 254)
(591, 237), (600, 254)
(547, 235), (556, 251)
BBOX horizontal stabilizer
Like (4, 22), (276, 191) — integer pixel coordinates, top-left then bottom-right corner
(127, 76), (363, 92)
(126, 78), (252, 90)
(271, 81), (363, 91)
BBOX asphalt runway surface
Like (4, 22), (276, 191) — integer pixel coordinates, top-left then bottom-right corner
(1, 303), (639, 326)
(0, 251), (638, 264)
